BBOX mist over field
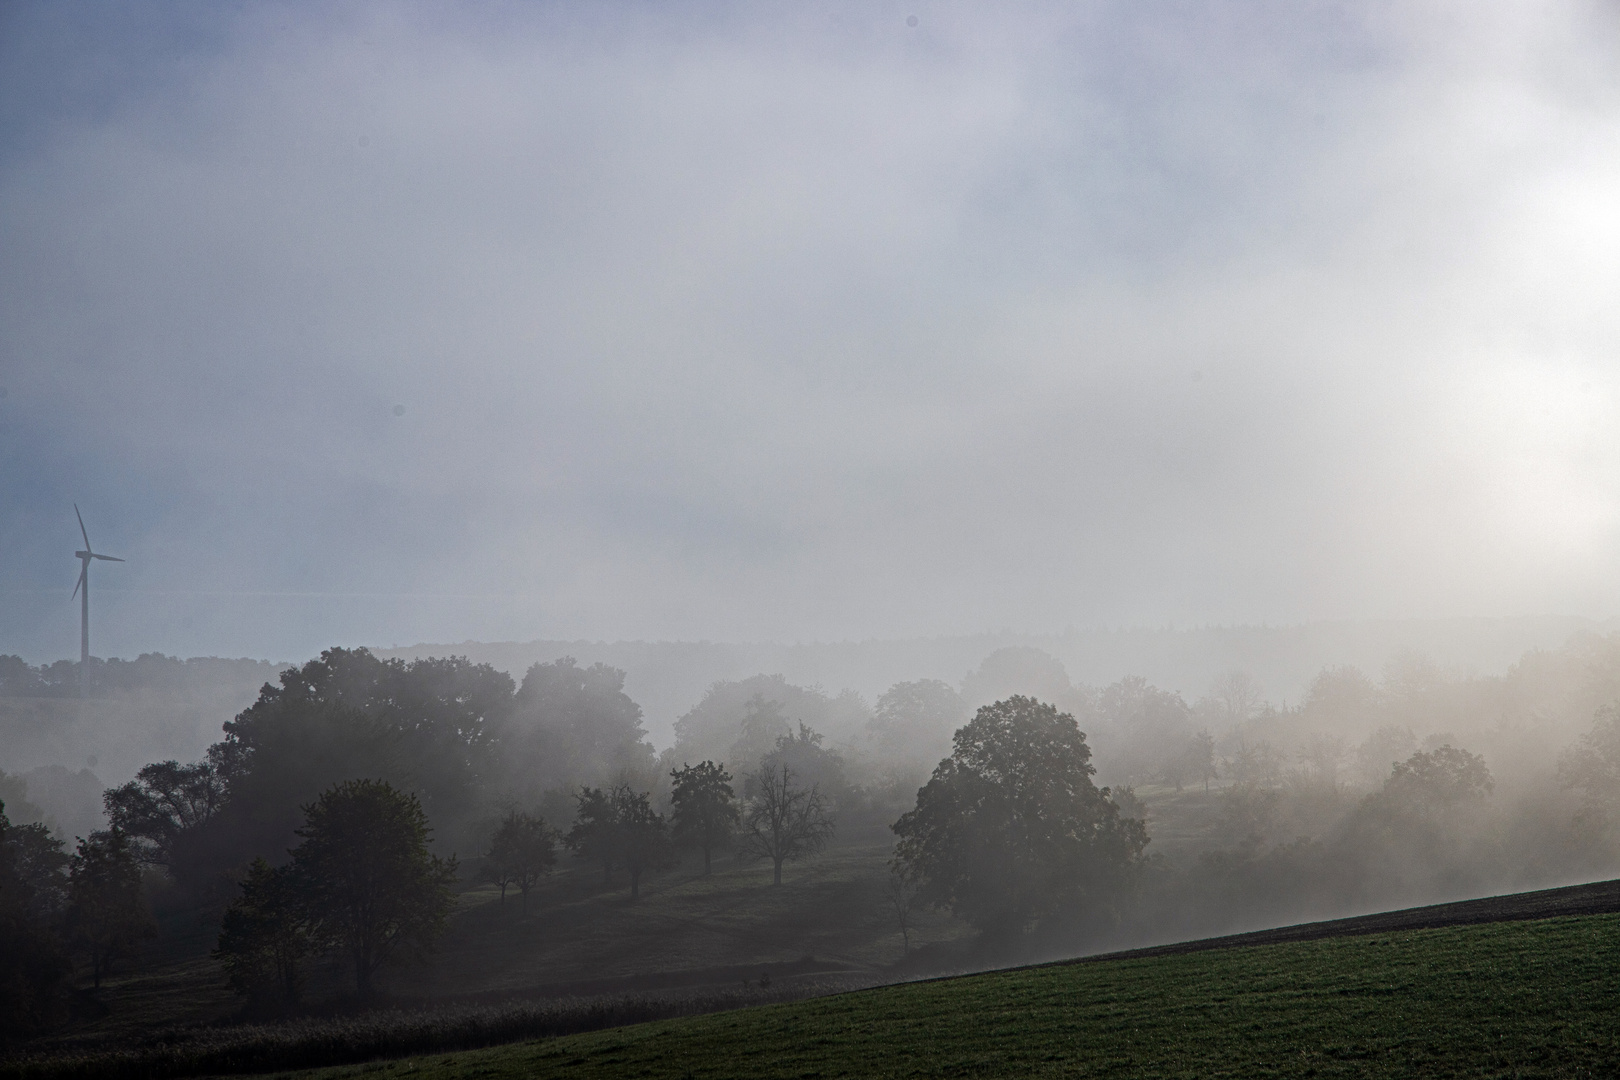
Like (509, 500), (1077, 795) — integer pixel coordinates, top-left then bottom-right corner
(5, 1), (1620, 1069)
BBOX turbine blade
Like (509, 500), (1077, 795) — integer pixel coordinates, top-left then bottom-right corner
(92, 554), (124, 562)
(75, 504), (91, 551)
(72, 565), (85, 599)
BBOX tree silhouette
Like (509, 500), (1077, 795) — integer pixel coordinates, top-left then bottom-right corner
(613, 788), (671, 900)
(102, 754), (228, 873)
(739, 764), (834, 886)
(892, 696), (1147, 936)
(886, 860), (922, 956)
(0, 798), (70, 1033)
(66, 829), (153, 989)
(290, 780), (456, 1000)
(566, 786), (670, 899)
(670, 761), (738, 875)
(214, 856), (310, 1009)
(484, 810), (556, 913)
(566, 787), (620, 885)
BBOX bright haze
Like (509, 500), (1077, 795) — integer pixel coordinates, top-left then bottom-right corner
(2, 2), (1618, 662)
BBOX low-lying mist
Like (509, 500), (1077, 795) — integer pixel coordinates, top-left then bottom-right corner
(6, 621), (1620, 960)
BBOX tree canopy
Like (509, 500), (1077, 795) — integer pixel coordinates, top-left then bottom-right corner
(289, 779), (457, 999)
(214, 857), (309, 1011)
(66, 829), (154, 989)
(669, 761), (738, 875)
(0, 798), (71, 1034)
(506, 658), (655, 798)
(565, 786), (669, 899)
(869, 679), (965, 759)
(892, 696), (1147, 936)
(484, 810), (556, 911)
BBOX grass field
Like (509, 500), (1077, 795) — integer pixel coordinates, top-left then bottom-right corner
(425, 825), (971, 996)
(281, 912), (1620, 1079)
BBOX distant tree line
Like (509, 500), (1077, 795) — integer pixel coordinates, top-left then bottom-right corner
(0, 653), (279, 699)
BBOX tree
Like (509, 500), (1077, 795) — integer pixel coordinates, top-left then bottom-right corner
(1224, 738), (1283, 787)
(1384, 745), (1493, 813)
(0, 798), (71, 1034)
(1093, 676), (1191, 788)
(484, 810), (556, 912)
(66, 829), (154, 989)
(1297, 733), (1350, 788)
(103, 754), (228, 871)
(214, 857), (310, 1010)
(670, 761), (738, 875)
(961, 648), (1078, 712)
(1354, 725), (1418, 788)
(566, 787), (620, 885)
(215, 649), (514, 874)
(565, 786), (671, 899)
(670, 675), (850, 769)
(739, 764), (835, 886)
(290, 780), (457, 1000)
(885, 860), (922, 957)
(1302, 665), (1382, 727)
(891, 696), (1148, 937)
(1209, 670), (1264, 725)
(507, 658), (655, 795)
(1559, 704), (1620, 824)
(613, 788), (671, 900)
(869, 680), (965, 758)
(1189, 730), (1218, 793)
(731, 695), (792, 774)
(759, 724), (847, 808)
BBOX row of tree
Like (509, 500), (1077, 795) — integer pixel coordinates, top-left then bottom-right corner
(484, 746), (837, 908)
(217, 752), (839, 1007)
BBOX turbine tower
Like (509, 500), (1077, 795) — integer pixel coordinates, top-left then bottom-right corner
(72, 505), (123, 666)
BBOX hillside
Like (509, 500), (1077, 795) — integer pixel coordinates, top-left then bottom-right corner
(295, 904), (1620, 1079)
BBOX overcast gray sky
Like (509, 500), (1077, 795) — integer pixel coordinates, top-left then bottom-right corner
(2, 1), (1619, 663)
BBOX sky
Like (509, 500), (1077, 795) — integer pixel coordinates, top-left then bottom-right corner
(2, 1), (1619, 665)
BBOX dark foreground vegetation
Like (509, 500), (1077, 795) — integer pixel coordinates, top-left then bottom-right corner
(275, 910), (1620, 1080)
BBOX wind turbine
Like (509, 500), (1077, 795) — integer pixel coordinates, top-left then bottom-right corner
(72, 505), (123, 666)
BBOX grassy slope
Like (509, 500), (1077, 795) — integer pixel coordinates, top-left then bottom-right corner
(20, 831), (968, 1059)
(287, 913), (1620, 1079)
(425, 829), (969, 997)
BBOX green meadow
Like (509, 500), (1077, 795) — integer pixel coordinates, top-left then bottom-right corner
(284, 913), (1620, 1080)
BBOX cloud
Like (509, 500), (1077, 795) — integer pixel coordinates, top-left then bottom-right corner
(2, 1), (1619, 661)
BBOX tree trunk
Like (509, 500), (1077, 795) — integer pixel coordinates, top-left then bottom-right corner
(630, 867), (641, 900)
(703, 844), (712, 875)
(772, 858), (783, 886)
